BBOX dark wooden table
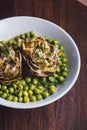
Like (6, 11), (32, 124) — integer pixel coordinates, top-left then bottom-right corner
(0, 0), (87, 130)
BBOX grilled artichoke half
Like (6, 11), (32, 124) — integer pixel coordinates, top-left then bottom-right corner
(21, 36), (59, 77)
(0, 43), (22, 85)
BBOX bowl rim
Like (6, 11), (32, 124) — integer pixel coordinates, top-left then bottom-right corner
(0, 16), (81, 109)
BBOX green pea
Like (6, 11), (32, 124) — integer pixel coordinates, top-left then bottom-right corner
(58, 60), (62, 66)
(34, 88), (41, 95)
(52, 40), (58, 45)
(18, 97), (23, 102)
(54, 44), (59, 49)
(32, 78), (38, 85)
(11, 41), (17, 46)
(58, 76), (65, 82)
(29, 84), (36, 90)
(4, 89), (9, 94)
(61, 67), (68, 72)
(37, 95), (43, 100)
(62, 72), (68, 78)
(15, 36), (20, 41)
(18, 84), (23, 90)
(59, 46), (64, 51)
(23, 85), (29, 90)
(62, 58), (68, 63)
(12, 96), (18, 102)
(53, 73), (59, 78)
(25, 77), (31, 83)
(64, 67), (68, 72)
(24, 96), (29, 103)
(20, 34), (25, 39)
(37, 85), (44, 90)
(46, 38), (52, 43)
(1, 93), (7, 98)
(20, 80), (26, 86)
(58, 52), (65, 57)
(42, 90), (49, 98)
(61, 63), (66, 67)
(1, 41), (6, 45)
(9, 87), (14, 94)
(0, 91), (3, 96)
(25, 32), (30, 38)
(8, 40), (17, 46)
(28, 90), (33, 96)
(48, 85), (56, 94)
(30, 31), (37, 38)
(1, 85), (7, 91)
(16, 80), (20, 85)
(13, 84), (17, 89)
(23, 91), (28, 96)
(6, 95), (13, 101)
(48, 76), (55, 82)
(30, 95), (36, 102)
(56, 68), (61, 73)
(41, 78), (47, 84)
(17, 91), (23, 97)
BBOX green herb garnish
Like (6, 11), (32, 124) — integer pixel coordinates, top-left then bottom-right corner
(0, 45), (10, 56)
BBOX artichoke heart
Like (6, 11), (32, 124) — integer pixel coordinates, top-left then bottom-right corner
(22, 36), (59, 77)
(0, 43), (22, 85)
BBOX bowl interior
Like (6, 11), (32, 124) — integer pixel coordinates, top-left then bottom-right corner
(0, 16), (80, 108)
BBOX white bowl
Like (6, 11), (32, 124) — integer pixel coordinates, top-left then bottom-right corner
(0, 16), (81, 109)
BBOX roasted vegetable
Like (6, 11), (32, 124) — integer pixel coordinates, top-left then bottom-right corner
(0, 43), (22, 85)
(21, 36), (59, 77)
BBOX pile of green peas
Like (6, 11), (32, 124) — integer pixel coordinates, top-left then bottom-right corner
(0, 32), (68, 103)
(0, 78), (57, 103)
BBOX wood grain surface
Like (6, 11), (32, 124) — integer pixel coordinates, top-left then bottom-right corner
(0, 0), (87, 130)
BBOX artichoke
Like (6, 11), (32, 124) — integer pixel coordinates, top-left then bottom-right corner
(0, 43), (22, 85)
(21, 36), (58, 77)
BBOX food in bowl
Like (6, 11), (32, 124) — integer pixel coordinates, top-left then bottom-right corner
(0, 31), (68, 103)
(0, 42), (22, 85)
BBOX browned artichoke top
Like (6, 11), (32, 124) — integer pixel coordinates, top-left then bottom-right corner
(22, 36), (59, 77)
(0, 43), (22, 84)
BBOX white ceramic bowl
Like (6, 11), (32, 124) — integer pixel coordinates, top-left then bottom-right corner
(0, 16), (81, 109)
